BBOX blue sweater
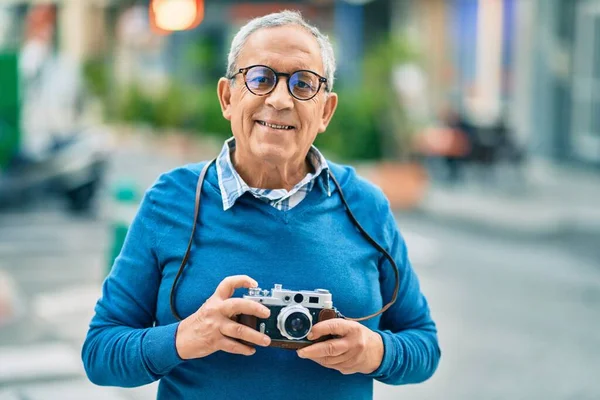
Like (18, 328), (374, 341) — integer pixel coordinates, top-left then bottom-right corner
(82, 161), (440, 399)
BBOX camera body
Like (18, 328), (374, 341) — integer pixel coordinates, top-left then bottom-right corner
(238, 284), (340, 350)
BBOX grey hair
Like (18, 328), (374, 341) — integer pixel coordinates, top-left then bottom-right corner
(226, 10), (336, 91)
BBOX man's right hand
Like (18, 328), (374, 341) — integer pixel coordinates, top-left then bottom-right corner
(175, 275), (272, 360)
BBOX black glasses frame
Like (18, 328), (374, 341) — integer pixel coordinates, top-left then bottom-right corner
(229, 64), (329, 101)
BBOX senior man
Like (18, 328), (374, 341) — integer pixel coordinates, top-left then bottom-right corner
(82, 10), (440, 399)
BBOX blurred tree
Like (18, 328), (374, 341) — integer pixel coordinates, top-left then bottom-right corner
(96, 30), (419, 163)
(315, 87), (382, 161)
(362, 34), (419, 160)
(316, 34), (419, 161)
(82, 58), (111, 118)
(182, 30), (224, 83)
(193, 84), (231, 139)
(119, 84), (157, 126)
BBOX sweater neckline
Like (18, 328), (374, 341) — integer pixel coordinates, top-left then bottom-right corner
(239, 177), (327, 222)
(201, 160), (332, 223)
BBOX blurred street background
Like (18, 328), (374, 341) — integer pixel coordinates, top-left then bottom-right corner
(0, 0), (599, 399)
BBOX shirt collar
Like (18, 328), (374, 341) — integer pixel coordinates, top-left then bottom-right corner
(215, 137), (330, 211)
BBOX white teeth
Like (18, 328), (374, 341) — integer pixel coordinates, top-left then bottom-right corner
(258, 121), (293, 130)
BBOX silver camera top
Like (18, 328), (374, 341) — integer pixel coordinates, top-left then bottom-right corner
(244, 284), (333, 309)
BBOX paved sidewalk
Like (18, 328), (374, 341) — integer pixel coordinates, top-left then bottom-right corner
(0, 378), (158, 400)
(410, 159), (600, 237)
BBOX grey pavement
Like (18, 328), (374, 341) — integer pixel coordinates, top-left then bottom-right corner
(410, 159), (600, 237)
(0, 128), (599, 399)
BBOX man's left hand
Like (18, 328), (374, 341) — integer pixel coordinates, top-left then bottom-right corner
(296, 319), (384, 375)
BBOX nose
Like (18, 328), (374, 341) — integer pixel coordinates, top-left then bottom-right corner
(264, 77), (294, 110)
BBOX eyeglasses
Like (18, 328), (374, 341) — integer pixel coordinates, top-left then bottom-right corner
(229, 65), (328, 101)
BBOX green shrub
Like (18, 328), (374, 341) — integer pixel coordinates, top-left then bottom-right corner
(153, 83), (193, 129)
(317, 34), (419, 161)
(102, 34), (418, 161)
(118, 84), (157, 125)
(192, 85), (231, 140)
(315, 88), (383, 161)
(82, 58), (109, 100)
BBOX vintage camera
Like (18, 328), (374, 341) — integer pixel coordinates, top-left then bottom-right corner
(238, 284), (341, 350)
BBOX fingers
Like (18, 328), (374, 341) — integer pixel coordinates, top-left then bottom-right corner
(297, 338), (350, 359)
(298, 339), (358, 375)
(311, 350), (355, 367)
(221, 298), (271, 319)
(214, 275), (258, 299)
(218, 337), (257, 356)
(219, 321), (271, 347)
(308, 319), (353, 341)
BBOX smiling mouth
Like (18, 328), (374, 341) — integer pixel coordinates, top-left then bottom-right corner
(257, 120), (295, 130)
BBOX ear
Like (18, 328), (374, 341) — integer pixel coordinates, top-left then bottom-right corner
(317, 92), (338, 134)
(217, 77), (233, 121)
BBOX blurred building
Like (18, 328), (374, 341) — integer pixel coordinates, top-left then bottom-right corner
(57, 0), (396, 92)
(524, 0), (600, 168)
(4, 0), (597, 169)
(392, 0), (600, 169)
(0, 0), (111, 60)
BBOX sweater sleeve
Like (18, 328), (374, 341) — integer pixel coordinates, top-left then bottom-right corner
(365, 205), (441, 385)
(81, 186), (184, 387)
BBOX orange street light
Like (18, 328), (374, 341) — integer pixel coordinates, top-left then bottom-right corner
(149, 0), (204, 34)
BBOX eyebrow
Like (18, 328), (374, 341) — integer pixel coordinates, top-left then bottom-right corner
(257, 61), (315, 72)
(293, 62), (313, 71)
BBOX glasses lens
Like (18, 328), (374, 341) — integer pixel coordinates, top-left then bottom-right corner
(289, 71), (320, 99)
(245, 66), (276, 94)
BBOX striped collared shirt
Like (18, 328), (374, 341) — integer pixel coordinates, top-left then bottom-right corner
(215, 137), (331, 211)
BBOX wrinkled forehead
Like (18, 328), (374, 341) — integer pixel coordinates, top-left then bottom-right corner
(238, 25), (324, 75)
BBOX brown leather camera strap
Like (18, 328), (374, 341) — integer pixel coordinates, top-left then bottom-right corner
(170, 159), (399, 322)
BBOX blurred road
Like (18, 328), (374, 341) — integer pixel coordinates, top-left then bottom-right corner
(0, 140), (599, 399)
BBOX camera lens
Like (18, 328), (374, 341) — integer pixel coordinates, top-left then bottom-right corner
(284, 312), (311, 339)
(276, 305), (313, 340)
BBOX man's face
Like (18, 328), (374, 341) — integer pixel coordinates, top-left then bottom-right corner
(217, 25), (338, 166)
